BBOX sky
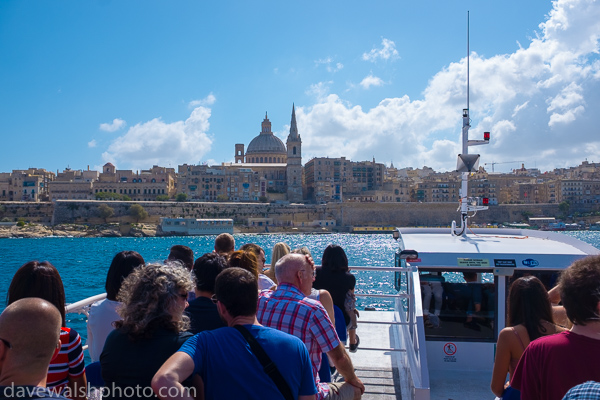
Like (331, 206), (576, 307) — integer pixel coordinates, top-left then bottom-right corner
(1, 0), (599, 174)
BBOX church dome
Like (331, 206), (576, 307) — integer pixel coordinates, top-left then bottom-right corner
(246, 113), (287, 155)
(247, 134), (286, 154)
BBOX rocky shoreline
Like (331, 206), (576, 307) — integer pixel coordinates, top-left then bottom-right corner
(0, 223), (172, 239)
(0, 223), (338, 239)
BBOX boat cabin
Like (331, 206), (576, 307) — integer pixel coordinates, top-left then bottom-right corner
(394, 227), (600, 399)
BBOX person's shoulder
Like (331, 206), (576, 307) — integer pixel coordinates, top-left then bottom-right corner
(61, 327), (81, 342)
(528, 330), (569, 348)
(256, 325), (307, 347)
(258, 289), (274, 298)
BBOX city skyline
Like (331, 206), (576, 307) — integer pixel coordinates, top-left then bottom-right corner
(1, 0), (599, 174)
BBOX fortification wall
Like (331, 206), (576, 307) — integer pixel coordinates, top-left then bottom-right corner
(2, 200), (596, 228)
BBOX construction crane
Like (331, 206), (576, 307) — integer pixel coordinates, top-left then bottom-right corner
(484, 160), (524, 173)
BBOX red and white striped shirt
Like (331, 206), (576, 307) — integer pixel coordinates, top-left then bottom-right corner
(47, 327), (86, 394)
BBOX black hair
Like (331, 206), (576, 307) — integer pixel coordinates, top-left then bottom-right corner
(193, 253), (227, 292)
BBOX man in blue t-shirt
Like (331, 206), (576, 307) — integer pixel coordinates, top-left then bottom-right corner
(152, 268), (317, 400)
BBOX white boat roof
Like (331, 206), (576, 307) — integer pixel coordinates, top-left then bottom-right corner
(398, 227), (600, 271)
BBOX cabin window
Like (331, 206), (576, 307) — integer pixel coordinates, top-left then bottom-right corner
(419, 269), (496, 342)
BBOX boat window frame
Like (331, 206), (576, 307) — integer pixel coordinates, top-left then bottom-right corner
(417, 267), (498, 343)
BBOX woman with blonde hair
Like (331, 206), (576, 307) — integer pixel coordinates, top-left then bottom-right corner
(100, 263), (197, 400)
(266, 242), (291, 284)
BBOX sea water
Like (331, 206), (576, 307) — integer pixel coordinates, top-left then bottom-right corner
(1, 231), (599, 352)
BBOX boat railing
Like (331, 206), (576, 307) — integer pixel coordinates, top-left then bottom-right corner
(350, 264), (430, 399)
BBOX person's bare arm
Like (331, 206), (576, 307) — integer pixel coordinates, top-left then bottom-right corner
(327, 343), (365, 394)
(152, 352), (197, 400)
(67, 374), (88, 400)
(318, 290), (335, 327)
(490, 328), (512, 397)
(298, 396), (316, 400)
(548, 285), (561, 305)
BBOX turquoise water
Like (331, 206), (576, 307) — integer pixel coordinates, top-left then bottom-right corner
(1, 231), (599, 349)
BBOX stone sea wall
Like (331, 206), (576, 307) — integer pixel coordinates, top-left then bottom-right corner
(1, 200), (591, 229)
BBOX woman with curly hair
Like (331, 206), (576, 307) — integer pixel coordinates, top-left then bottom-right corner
(490, 276), (565, 400)
(100, 263), (196, 400)
(7, 261), (87, 400)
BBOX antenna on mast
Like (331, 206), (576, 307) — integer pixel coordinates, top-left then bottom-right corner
(451, 11), (490, 236)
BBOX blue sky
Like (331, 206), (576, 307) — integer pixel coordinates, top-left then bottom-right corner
(1, 0), (599, 174)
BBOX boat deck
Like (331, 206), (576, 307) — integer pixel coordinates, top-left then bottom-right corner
(346, 311), (405, 399)
(349, 311), (493, 400)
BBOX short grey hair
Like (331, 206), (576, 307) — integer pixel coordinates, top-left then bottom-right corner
(274, 253), (307, 283)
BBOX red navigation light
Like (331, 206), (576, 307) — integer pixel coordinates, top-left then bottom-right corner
(484, 132), (490, 141)
(482, 197), (489, 206)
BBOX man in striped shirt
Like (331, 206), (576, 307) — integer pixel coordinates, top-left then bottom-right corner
(257, 253), (364, 400)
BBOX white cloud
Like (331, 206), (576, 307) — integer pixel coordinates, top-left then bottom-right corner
(315, 57), (344, 72)
(99, 118), (126, 132)
(298, 0), (600, 172)
(188, 93), (216, 108)
(362, 38), (400, 62)
(88, 140), (97, 148)
(360, 74), (385, 89)
(305, 81), (333, 102)
(102, 106), (213, 171)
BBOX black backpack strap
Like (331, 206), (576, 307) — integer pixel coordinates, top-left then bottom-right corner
(233, 325), (294, 400)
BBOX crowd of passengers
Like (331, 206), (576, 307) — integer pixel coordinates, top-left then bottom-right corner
(0, 234), (363, 400)
(1, 232), (600, 400)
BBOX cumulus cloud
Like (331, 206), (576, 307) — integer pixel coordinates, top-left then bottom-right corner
(88, 140), (97, 148)
(102, 106), (213, 171)
(99, 118), (126, 132)
(360, 74), (385, 89)
(299, 0), (600, 172)
(362, 38), (400, 62)
(188, 93), (216, 108)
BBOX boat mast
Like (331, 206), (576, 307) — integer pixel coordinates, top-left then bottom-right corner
(451, 11), (489, 236)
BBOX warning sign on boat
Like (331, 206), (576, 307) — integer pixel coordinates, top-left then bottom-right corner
(457, 258), (490, 267)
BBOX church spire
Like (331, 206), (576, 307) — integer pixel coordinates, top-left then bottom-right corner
(288, 103), (299, 140)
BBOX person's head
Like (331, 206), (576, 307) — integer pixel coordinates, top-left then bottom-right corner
(167, 245), (194, 271)
(292, 246), (312, 257)
(240, 243), (265, 271)
(214, 233), (235, 256)
(105, 251), (145, 301)
(228, 250), (259, 279)
(7, 261), (67, 327)
(272, 242), (291, 266)
(0, 298), (62, 385)
(192, 253), (227, 294)
(275, 253), (315, 296)
(507, 276), (554, 340)
(116, 263), (193, 339)
(321, 244), (349, 273)
(463, 272), (477, 282)
(558, 255), (600, 326)
(214, 268), (258, 320)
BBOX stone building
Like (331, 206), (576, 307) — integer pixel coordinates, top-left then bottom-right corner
(0, 168), (55, 202)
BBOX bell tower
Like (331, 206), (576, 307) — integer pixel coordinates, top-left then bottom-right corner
(286, 104), (303, 202)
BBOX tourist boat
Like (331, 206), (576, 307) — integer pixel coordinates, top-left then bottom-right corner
(159, 217), (233, 235)
(65, 17), (600, 400)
